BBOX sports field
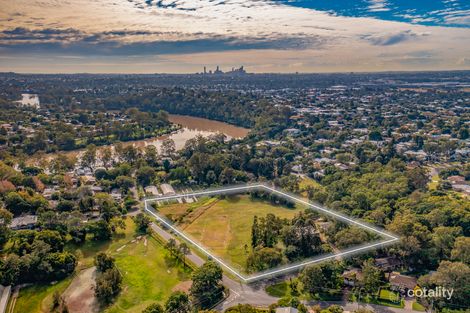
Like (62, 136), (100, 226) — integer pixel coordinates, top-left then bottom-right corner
(157, 194), (301, 271)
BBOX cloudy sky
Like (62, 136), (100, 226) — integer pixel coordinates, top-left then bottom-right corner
(0, 0), (469, 73)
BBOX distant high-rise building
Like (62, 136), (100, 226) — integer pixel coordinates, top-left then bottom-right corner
(214, 65), (223, 74)
(202, 65), (247, 75)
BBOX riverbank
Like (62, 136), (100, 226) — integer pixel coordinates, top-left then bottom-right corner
(27, 114), (250, 165)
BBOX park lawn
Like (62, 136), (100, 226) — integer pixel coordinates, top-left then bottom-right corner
(105, 234), (191, 313)
(13, 277), (73, 313)
(163, 195), (300, 272)
(66, 217), (136, 269)
(14, 218), (142, 313)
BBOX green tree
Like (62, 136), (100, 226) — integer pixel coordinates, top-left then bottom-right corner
(406, 167), (429, 190)
(190, 261), (223, 309)
(301, 265), (325, 295)
(36, 230), (65, 252)
(95, 267), (122, 304)
(0, 208), (13, 247)
(136, 166), (156, 186)
(451, 237), (470, 264)
(87, 220), (112, 241)
(165, 291), (191, 313)
(133, 213), (151, 233)
(361, 259), (383, 293)
(94, 252), (115, 272)
(420, 261), (470, 308)
(143, 303), (164, 313)
(251, 215), (260, 248)
(246, 247), (283, 272)
(430, 226), (462, 260)
(166, 238), (177, 256)
(178, 243), (190, 267)
(0, 254), (20, 285)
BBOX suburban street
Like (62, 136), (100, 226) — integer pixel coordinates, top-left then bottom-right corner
(149, 221), (424, 313)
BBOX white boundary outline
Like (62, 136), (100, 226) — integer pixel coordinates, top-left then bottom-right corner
(144, 183), (399, 283)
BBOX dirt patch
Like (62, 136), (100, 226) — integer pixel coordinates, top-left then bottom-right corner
(63, 267), (99, 313)
(172, 281), (192, 293)
(181, 199), (219, 228)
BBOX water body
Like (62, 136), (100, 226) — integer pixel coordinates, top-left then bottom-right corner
(35, 114), (250, 163)
(274, 0), (470, 28)
(132, 114), (250, 151)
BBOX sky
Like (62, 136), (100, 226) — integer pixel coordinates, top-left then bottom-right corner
(0, 0), (469, 73)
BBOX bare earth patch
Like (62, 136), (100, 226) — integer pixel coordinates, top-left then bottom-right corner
(172, 281), (192, 293)
(63, 267), (99, 313)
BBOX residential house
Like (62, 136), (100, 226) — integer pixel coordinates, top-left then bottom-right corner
(160, 183), (175, 195)
(342, 268), (363, 287)
(388, 272), (417, 294)
(10, 215), (38, 230)
(375, 256), (402, 272)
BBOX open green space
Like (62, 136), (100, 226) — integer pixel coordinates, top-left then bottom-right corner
(157, 195), (301, 272)
(14, 218), (190, 313)
(106, 233), (191, 313)
(13, 277), (73, 313)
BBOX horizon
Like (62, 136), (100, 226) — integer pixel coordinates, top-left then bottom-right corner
(1, 0), (469, 73)
(3, 68), (470, 76)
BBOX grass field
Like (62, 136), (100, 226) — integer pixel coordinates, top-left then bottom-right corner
(14, 218), (190, 313)
(158, 194), (300, 272)
(106, 234), (191, 313)
(13, 277), (73, 313)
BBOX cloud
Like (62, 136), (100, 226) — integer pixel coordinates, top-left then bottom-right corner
(0, 0), (469, 72)
(0, 27), (326, 56)
(367, 0), (390, 13)
(361, 30), (429, 46)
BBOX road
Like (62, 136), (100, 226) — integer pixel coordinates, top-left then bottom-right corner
(150, 221), (423, 313)
(150, 221), (278, 309)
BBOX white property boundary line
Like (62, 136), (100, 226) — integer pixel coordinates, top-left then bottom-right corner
(144, 183), (400, 283)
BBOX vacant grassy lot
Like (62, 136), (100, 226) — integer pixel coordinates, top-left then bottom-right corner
(158, 194), (300, 271)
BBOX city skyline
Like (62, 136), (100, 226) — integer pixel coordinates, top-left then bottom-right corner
(0, 0), (469, 73)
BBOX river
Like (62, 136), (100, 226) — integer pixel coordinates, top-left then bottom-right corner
(33, 114), (250, 163)
(127, 114), (249, 151)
